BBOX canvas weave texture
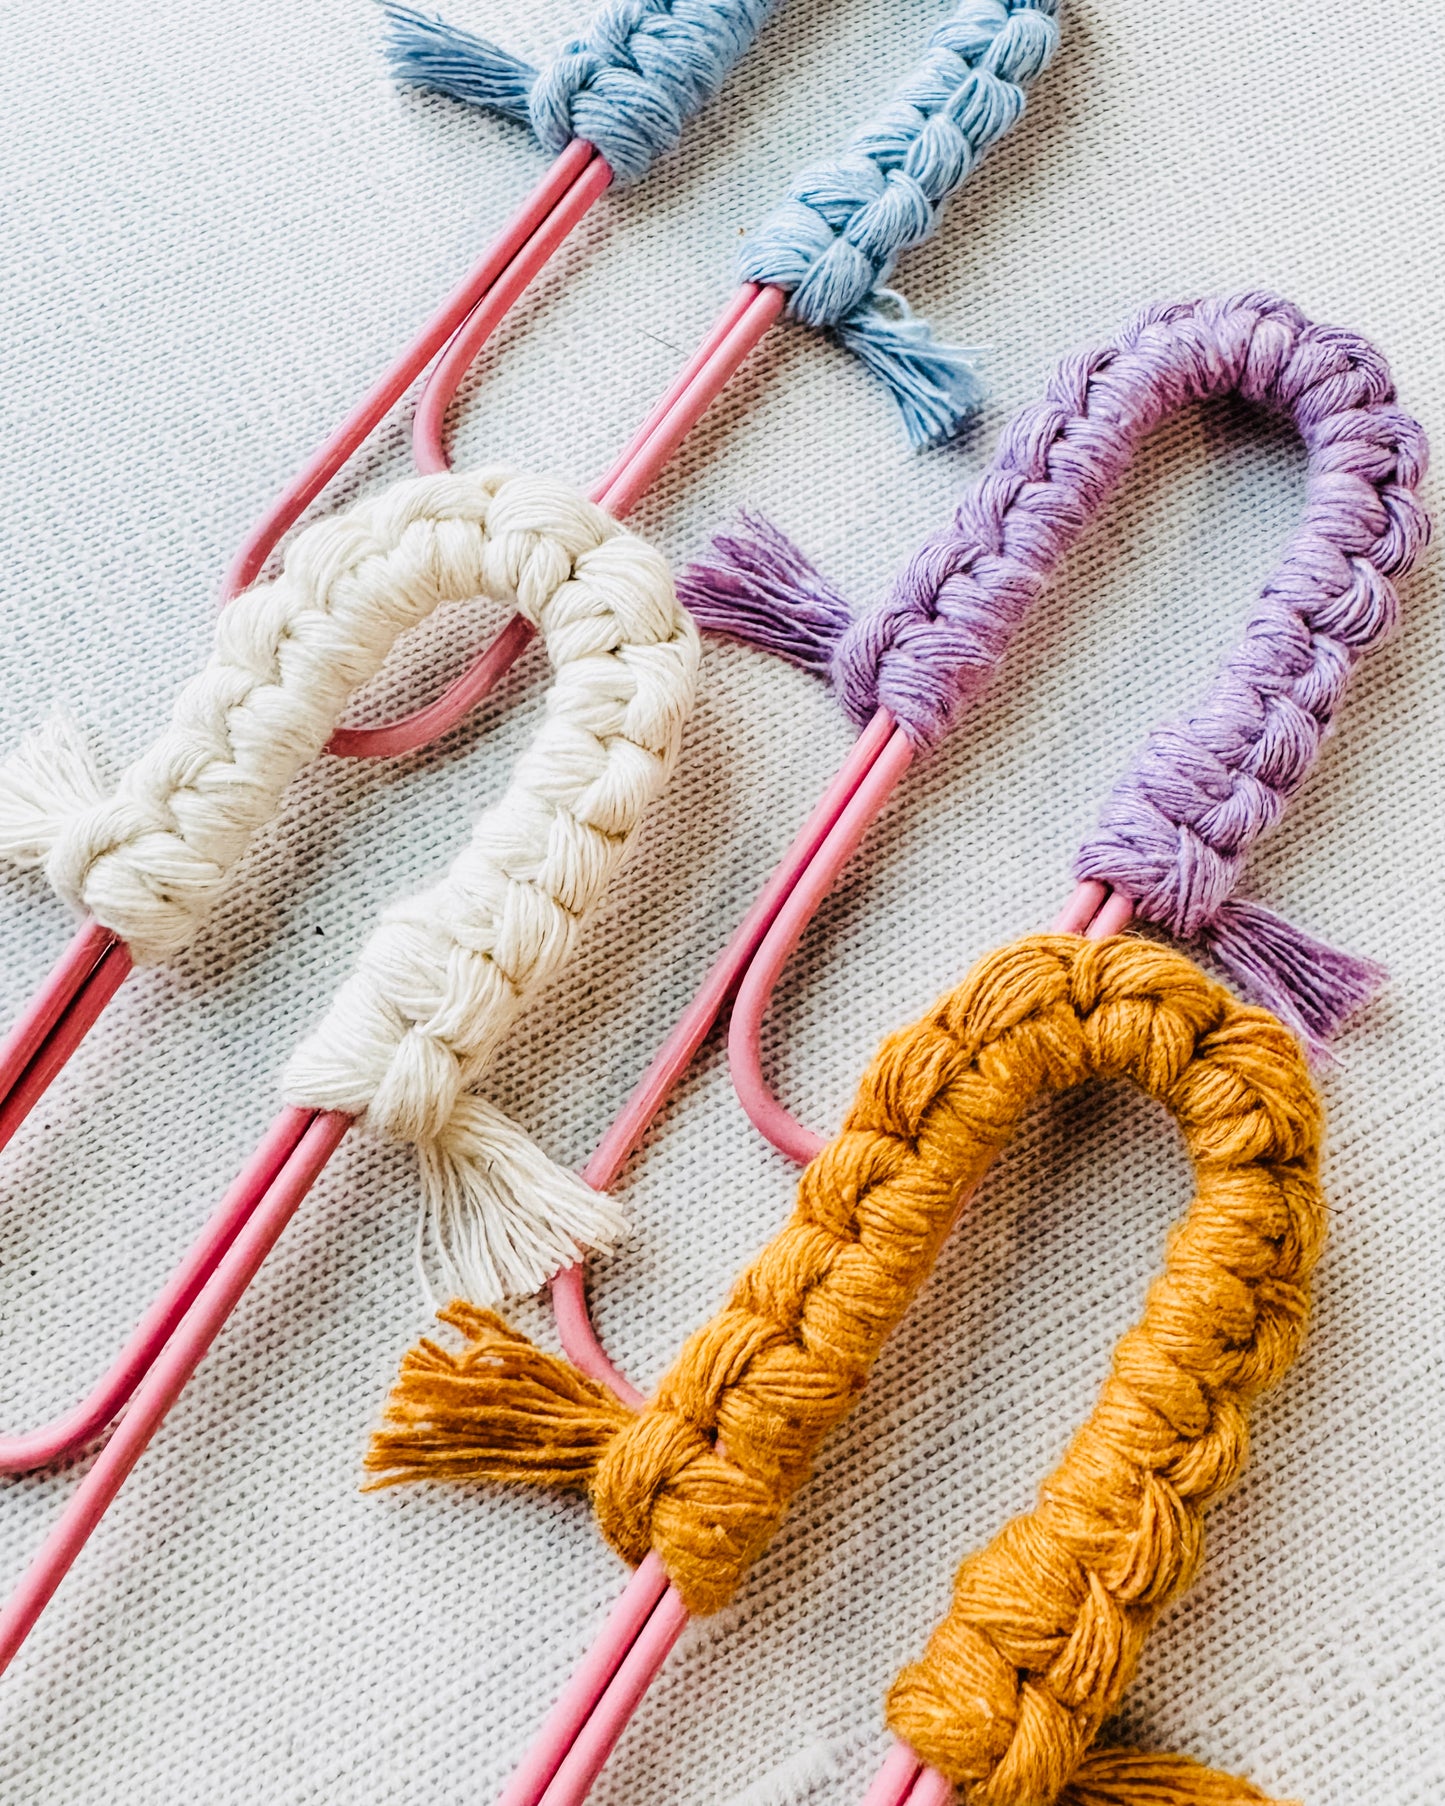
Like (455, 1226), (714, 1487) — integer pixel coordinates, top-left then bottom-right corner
(0, 2), (1441, 1802)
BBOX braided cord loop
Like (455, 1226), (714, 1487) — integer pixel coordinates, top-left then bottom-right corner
(884, 1002), (1328, 1802)
(0, 466), (698, 1305)
(0, 469), (531, 963)
(382, 0), (777, 184)
(738, 0), (1060, 445)
(366, 933), (1324, 1747)
(681, 292), (1432, 1047)
(280, 472), (699, 1303)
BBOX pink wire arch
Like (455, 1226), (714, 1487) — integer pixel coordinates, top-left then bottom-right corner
(0, 124), (1147, 1805)
(0, 259), (927, 1713)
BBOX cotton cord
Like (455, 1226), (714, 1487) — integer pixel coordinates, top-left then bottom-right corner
(739, 0), (1060, 447)
(0, 468), (593, 966)
(679, 292), (1433, 1050)
(0, 465), (698, 1303)
(883, 1031), (1324, 1804)
(277, 472), (699, 1305)
(380, 0), (777, 185)
(364, 926), (1323, 1799)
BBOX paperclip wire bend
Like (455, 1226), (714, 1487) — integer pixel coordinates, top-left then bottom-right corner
(225, 139), (606, 612)
(730, 859), (1137, 1170)
(0, 275), (844, 1478)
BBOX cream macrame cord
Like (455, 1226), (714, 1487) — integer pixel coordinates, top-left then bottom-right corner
(280, 473), (699, 1304)
(0, 467), (700, 1304)
(1, 469), (638, 963)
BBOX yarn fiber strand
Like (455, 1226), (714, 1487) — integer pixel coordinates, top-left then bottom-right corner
(739, 0), (1060, 446)
(381, 0), (778, 185)
(885, 965), (1324, 1806)
(0, 469), (566, 964)
(367, 936), (1323, 1684)
(682, 293), (1431, 1048)
(281, 474), (699, 1304)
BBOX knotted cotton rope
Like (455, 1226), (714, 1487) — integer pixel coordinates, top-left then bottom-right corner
(740, 0), (1060, 446)
(282, 475), (699, 1301)
(366, 934), (1323, 1797)
(876, 961), (1323, 1804)
(382, 0), (778, 185)
(0, 468), (699, 1304)
(680, 292), (1433, 1051)
(385, 0), (1060, 446)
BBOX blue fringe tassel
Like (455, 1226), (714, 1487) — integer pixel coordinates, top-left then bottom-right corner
(835, 292), (985, 450)
(380, 3), (536, 124)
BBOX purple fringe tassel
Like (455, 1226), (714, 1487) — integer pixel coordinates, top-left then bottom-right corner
(1199, 897), (1388, 1063)
(675, 513), (853, 679)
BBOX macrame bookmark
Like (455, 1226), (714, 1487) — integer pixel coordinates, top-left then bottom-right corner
(881, 963), (1325, 1802)
(387, 0), (1063, 446)
(0, 469), (699, 1305)
(272, 473), (699, 1304)
(681, 292), (1432, 1054)
(366, 935), (1324, 1804)
(381, 0), (781, 184)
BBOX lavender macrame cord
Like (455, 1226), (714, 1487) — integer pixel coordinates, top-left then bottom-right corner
(678, 292), (1433, 1054)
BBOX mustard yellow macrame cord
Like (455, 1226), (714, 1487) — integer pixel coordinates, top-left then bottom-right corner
(883, 982), (1325, 1802)
(366, 935), (1323, 1802)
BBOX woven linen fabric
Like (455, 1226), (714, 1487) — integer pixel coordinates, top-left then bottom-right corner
(0, 2), (1441, 1802)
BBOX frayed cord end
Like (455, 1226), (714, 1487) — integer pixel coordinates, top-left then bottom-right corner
(0, 709), (108, 875)
(414, 1092), (628, 1309)
(363, 1301), (636, 1492)
(834, 290), (985, 450)
(377, 3), (537, 126)
(1198, 896), (1387, 1066)
(676, 511), (854, 681)
(1048, 1745), (1297, 1803)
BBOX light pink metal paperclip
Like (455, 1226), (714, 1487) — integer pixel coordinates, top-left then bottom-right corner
(0, 175), (1125, 1806)
(0, 138), (612, 1166)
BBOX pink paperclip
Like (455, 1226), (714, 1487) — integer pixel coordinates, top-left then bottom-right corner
(0, 260), (1130, 1774)
(0, 138), (612, 1164)
(0, 269), (920, 1699)
(461, 280), (1429, 1801)
(859, 1743), (955, 1806)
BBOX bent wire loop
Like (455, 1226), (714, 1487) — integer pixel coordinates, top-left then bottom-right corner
(350, 292), (1425, 1806)
(0, 0), (1069, 1464)
(0, 0), (829, 1170)
(0, 0), (1068, 1685)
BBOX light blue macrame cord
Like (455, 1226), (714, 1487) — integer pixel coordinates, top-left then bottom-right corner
(740, 0), (1060, 447)
(380, 0), (777, 184)
(380, 0), (1059, 444)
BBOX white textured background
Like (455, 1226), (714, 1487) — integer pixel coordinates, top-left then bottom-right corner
(1, 1), (1442, 1800)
